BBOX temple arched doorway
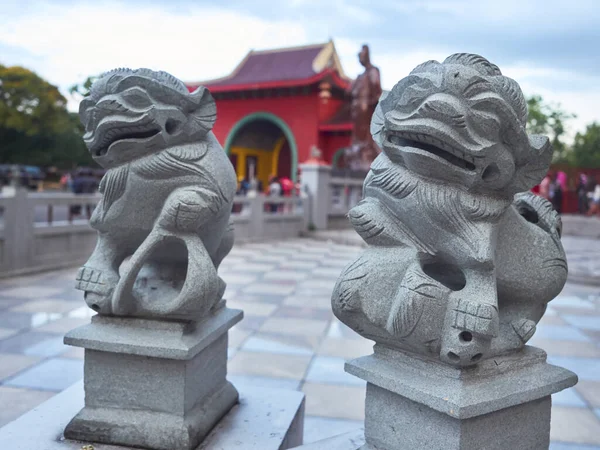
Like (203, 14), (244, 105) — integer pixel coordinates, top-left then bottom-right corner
(224, 112), (298, 191)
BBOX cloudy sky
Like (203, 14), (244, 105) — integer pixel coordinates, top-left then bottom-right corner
(1, 0), (598, 139)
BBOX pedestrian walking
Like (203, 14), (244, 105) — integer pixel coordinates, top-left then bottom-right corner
(70, 169), (99, 221)
(550, 172), (567, 214)
(577, 173), (589, 214)
(587, 184), (600, 217)
(539, 174), (551, 200)
(268, 175), (282, 213)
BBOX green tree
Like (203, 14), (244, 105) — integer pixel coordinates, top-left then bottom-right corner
(526, 95), (575, 163)
(0, 64), (93, 168)
(0, 64), (69, 136)
(568, 122), (600, 168)
(69, 76), (96, 98)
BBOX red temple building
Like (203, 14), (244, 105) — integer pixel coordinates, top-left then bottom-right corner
(186, 40), (353, 188)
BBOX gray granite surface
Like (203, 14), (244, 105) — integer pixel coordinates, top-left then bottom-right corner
(0, 381), (304, 450)
(75, 68), (236, 320)
(333, 53), (568, 367)
(323, 53), (578, 450)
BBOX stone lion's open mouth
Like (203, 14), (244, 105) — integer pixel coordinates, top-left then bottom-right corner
(386, 131), (476, 171)
(90, 126), (161, 157)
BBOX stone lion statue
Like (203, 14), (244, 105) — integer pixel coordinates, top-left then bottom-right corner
(75, 68), (236, 320)
(332, 54), (567, 367)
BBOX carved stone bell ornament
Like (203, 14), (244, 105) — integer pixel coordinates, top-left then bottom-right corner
(332, 53), (567, 367)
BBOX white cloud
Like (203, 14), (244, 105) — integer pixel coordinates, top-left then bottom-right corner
(517, 81), (600, 140)
(494, 65), (598, 139)
(336, 36), (598, 137)
(336, 37), (448, 88)
(378, 0), (599, 30)
(1, 1), (597, 138)
(0, 1), (308, 108)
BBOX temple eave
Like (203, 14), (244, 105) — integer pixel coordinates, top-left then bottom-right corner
(318, 123), (353, 132)
(187, 69), (350, 94)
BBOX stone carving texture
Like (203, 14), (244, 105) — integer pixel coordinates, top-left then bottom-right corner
(75, 68), (237, 320)
(332, 54), (567, 367)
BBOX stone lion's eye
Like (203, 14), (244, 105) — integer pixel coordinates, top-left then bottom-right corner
(123, 91), (152, 108)
(463, 78), (490, 98)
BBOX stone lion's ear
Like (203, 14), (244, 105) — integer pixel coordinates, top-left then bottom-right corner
(512, 135), (552, 192)
(371, 90), (390, 148)
(78, 97), (95, 121)
(187, 86), (217, 134)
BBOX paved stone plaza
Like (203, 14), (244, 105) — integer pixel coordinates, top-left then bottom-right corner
(0, 237), (599, 448)
(562, 236), (600, 286)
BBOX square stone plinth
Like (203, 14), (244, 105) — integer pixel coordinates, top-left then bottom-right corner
(62, 306), (243, 450)
(363, 384), (552, 450)
(0, 380), (305, 450)
(294, 345), (577, 450)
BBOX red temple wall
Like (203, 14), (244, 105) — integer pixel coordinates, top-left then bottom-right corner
(212, 87), (595, 213)
(212, 94), (320, 163)
(318, 97), (345, 123)
(319, 133), (351, 163)
(277, 141), (292, 178)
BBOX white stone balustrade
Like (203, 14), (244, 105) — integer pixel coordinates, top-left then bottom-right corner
(0, 188), (312, 277)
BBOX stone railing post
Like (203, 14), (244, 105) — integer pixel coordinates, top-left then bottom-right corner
(301, 191), (311, 230)
(297, 53), (577, 450)
(249, 195), (266, 240)
(2, 187), (34, 273)
(300, 162), (331, 230)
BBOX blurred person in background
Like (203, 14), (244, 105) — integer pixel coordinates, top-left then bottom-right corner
(539, 173), (551, 200)
(280, 176), (294, 196)
(587, 175), (597, 201)
(550, 171), (567, 215)
(268, 175), (282, 213)
(238, 176), (250, 196)
(587, 182), (600, 217)
(576, 173), (589, 214)
(279, 176), (294, 212)
(60, 172), (73, 192)
(69, 169), (99, 221)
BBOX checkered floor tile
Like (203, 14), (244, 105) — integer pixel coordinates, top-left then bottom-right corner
(0, 237), (599, 447)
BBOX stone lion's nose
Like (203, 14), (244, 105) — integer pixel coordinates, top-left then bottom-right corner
(440, 325), (493, 367)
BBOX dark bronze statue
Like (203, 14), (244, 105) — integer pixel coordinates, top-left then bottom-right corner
(344, 45), (382, 171)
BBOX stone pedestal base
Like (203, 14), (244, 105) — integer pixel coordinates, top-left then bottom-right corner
(355, 345), (576, 450)
(63, 304), (243, 450)
(0, 381), (304, 450)
(296, 429), (365, 449)
(295, 345), (577, 450)
(361, 385), (552, 450)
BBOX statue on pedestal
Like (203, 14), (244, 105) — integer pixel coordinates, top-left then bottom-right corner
(334, 53), (566, 366)
(344, 45), (382, 172)
(64, 68), (242, 450)
(324, 53), (576, 450)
